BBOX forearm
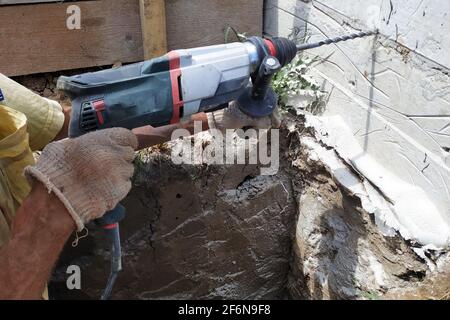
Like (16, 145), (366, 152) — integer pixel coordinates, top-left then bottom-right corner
(132, 112), (209, 149)
(53, 102), (72, 141)
(0, 183), (75, 299)
(55, 104), (209, 149)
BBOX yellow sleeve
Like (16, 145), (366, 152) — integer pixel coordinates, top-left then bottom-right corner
(0, 73), (65, 151)
(0, 104), (34, 205)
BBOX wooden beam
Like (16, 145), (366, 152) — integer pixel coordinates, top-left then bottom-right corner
(165, 0), (263, 49)
(0, 0), (58, 6)
(1, 0), (263, 76)
(139, 0), (167, 59)
(0, 0), (59, 4)
(0, 0), (143, 76)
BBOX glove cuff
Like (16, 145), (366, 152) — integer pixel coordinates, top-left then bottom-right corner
(24, 166), (85, 231)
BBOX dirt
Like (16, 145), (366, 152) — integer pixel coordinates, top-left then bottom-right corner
(14, 71), (450, 300)
(49, 116), (437, 300)
(285, 123), (431, 299)
(49, 125), (298, 299)
(384, 264), (450, 300)
(12, 66), (106, 105)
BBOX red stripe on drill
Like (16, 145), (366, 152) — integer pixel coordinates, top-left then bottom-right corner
(102, 223), (118, 230)
(167, 51), (184, 124)
(96, 112), (104, 125)
(264, 39), (277, 56)
(93, 100), (106, 125)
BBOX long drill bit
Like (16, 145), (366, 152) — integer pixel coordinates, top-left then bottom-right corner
(296, 30), (376, 51)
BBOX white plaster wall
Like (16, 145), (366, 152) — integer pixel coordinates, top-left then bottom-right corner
(265, 0), (450, 247)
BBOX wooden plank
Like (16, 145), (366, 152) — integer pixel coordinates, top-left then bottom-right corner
(1, 0), (263, 76)
(139, 0), (167, 59)
(165, 0), (263, 49)
(0, 0), (59, 4)
(0, 0), (143, 76)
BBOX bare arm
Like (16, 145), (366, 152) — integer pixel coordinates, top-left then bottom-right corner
(55, 105), (209, 150)
(0, 182), (75, 300)
(52, 102), (72, 141)
(132, 112), (209, 149)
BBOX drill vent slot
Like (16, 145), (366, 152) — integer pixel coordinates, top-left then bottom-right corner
(80, 103), (99, 132)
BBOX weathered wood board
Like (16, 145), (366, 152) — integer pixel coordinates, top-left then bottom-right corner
(165, 0), (263, 49)
(0, 0), (143, 76)
(0, 0), (263, 76)
(0, 0), (59, 4)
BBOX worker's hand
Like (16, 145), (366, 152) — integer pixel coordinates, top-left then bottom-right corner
(24, 128), (138, 231)
(206, 101), (281, 133)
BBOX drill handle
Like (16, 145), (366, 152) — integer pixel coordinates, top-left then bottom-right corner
(96, 204), (125, 300)
(252, 56), (281, 99)
(95, 204), (126, 229)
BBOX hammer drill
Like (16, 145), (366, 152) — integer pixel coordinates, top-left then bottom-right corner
(57, 31), (374, 299)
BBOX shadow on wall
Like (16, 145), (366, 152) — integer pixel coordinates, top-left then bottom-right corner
(288, 190), (373, 300)
(352, 33), (380, 163)
(290, 177), (371, 300)
(313, 206), (368, 299)
(363, 34), (379, 152)
(281, 130), (372, 300)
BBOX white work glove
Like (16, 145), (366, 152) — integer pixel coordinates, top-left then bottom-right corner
(24, 128), (138, 231)
(207, 101), (281, 133)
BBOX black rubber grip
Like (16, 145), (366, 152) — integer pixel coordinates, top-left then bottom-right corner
(270, 37), (297, 67)
(95, 204), (126, 228)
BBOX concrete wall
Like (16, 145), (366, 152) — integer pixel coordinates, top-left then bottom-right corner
(265, 0), (450, 248)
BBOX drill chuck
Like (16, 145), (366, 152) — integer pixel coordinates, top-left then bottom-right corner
(246, 36), (297, 70)
(267, 37), (298, 67)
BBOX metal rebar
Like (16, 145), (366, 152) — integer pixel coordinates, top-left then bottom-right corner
(296, 31), (376, 51)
